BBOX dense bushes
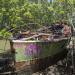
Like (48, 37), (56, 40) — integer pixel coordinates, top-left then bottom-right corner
(0, 0), (74, 37)
(0, 29), (12, 39)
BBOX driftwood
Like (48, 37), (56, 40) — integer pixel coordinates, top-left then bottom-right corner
(21, 34), (40, 40)
(20, 33), (51, 41)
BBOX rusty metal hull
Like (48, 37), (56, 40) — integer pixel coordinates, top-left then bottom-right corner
(11, 38), (69, 72)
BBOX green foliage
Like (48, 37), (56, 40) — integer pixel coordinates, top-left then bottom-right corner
(0, 0), (74, 35)
(0, 29), (12, 39)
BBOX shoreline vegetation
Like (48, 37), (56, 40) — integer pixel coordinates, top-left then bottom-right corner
(0, 0), (74, 38)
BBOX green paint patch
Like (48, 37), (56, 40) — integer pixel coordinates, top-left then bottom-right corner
(15, 47), (32, 62)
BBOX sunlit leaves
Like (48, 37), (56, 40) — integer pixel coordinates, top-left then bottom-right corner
(24, 11), (33, 19)
(0, 29), (12, 38)
(59, 11), (64, 15)
(68, 0), (74, 5)
(0, 0), (74, 32)
(2, 8), (6, 12)
(48, 6), (54, 12)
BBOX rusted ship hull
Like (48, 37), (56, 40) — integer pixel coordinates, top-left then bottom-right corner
(11, 38), (69, 72)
